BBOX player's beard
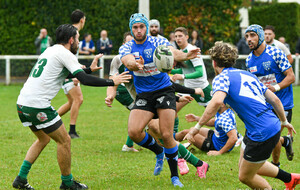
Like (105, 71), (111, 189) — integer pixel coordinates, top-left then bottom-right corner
(150, 30), (158, 36)
(70, 42), (78, 54)
(134, 33), (147, 42)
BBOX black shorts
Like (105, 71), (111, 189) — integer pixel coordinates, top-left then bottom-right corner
(201, 129), (216, 152)
(243, 131), (280, 163)
(132, 86), (176, 118)
(272, 109), (292, 123)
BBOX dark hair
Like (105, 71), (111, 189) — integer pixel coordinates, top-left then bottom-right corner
(264, 25), (275, 33)
(84, 33), (90, 39)
(71, 9), (85, 24)
(56, 24), (77, 44)
(123, 31), (132, 43)
(174, 27), (188, 36)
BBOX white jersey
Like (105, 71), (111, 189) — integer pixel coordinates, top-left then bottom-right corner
(181, 44), (209, 89)
(270, 39), (291, 56)
(109, 55), (137, 99)
(17, 44), (83, 108)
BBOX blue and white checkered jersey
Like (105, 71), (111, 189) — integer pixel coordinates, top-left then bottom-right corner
(119, 36), (172, 94)
(246, 45), (293, 110)
(212, 68), (280, 142)
(212, 108), (236, 152)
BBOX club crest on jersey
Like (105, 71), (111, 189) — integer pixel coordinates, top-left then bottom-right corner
(136, 99), (147, 106)
(144, 48), (153, 59)
(262, 61), (271, 71)
(36, 112), (48, 122)
(249, 66), (257, 73)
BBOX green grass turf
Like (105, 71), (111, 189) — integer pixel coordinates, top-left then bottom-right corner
(0, 84), (299, 189)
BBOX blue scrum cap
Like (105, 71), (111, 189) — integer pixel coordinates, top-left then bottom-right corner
(129, 13), (149, 36)
(245, 24), (264, 46)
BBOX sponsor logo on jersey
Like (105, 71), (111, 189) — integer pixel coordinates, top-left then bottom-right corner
(144, 48), (153, 59)
(36, 112), (48, 122)
(136, 99), (147, 106)
(133, 62), (160, 76)
(249, 66), (257, 73)
(157, 96), (165, 104)
(258, 73), (277, 87)
(262, 61), (271, 71)
(133, 52), (140, 60)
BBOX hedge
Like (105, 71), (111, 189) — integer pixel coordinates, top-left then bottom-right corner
(249, 2), (300, 53)
(0, 0), (243, 56)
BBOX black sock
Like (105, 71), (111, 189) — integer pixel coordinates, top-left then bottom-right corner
(69, 124), (76, 133)
(275, 168), (292, 183)
(137, 133), (163, 155)
(165, 146), (179, 178)
(271, 161), (280, 167)
(195, 160), (203, 167)
(282, 136), (289, 147)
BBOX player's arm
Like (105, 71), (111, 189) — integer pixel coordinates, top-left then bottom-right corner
(264, 89), (296, 135)
(171, 81), (204, 97)
(207, 129), (237, 156)
(287, 54), (293, 64)
(269, 67), (295, 92)
(172, 65), (203, 81)
(169, 46), (200, 62)
(121, 54), (144, 71)
(184, 91), (226, 143)
(185, 114), (215, 126)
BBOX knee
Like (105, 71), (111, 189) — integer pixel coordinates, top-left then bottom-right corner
(38, 136), (51, 147)
(128, 128), (139, 140)
(74, 96), (83, 105)
(238, 173), (249, 184)
(160, 131), (173, 141)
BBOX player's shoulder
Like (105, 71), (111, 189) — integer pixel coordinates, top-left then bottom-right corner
(185, 43), (197, 50)
(246, 52), (253, 62)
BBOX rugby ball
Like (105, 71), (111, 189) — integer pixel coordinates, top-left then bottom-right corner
(153, 45), (174, 72)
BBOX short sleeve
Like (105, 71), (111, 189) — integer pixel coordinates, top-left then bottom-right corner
(119, 41), (133, 59)
(59, 50), (83, 75)
(267, 47), (291, 72)
(212, 73), (230, 95)
(216, 116), (235, 133)
(109, 55), (122, 76)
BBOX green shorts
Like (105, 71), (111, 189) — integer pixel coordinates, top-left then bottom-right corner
(191, 85), (212, 106)
(17, 104), (62, 133)
(115, 85), (134, 110)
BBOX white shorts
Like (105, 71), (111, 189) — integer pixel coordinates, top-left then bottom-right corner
(62, 80), (80, 94)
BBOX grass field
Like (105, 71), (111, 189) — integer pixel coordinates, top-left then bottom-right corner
(0, 84), (299, 190)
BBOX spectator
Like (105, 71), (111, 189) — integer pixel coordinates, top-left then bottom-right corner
(79, 33), (95, 55)
(188, 30), (203, 50)
(279, 36), (290, 51)
(236, 37), (250, 55)
(34, 28), (53, 55)
(296, 37), (300, 56)
(96, 30), (113, 55)
(169, 32), (178, 49)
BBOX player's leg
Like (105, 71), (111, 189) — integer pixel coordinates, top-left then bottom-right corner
(157, 108), (183, 187)
(57, 94), (73, 116)
(128, 109), (165, 176)
(115, 85), (138, 152)
(192, 128), (211, 150)
(68, 85), (83, 138)
(47, 123), (87, 189)
(239, 159), (272, 189)
(13, 127), (50, 190)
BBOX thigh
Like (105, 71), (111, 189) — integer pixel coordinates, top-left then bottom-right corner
(128, 109), (154, 133)
(157, 108), (176, 135)
(47, 123), (70, 143)
(239, 157), (265, 179)
(199, 127), (210, 137)
(68, 85), (83, 100)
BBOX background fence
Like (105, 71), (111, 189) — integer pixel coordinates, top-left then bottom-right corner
(0, 55), (299, 86)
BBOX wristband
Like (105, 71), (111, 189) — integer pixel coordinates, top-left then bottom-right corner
(181, 74), (185, 79)
(281, 120), (289, 125)
(273, 84), (281, 92)
(194, 123), (202, 130)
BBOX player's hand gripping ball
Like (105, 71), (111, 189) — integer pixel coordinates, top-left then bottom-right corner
(153, 45), (174, 72)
